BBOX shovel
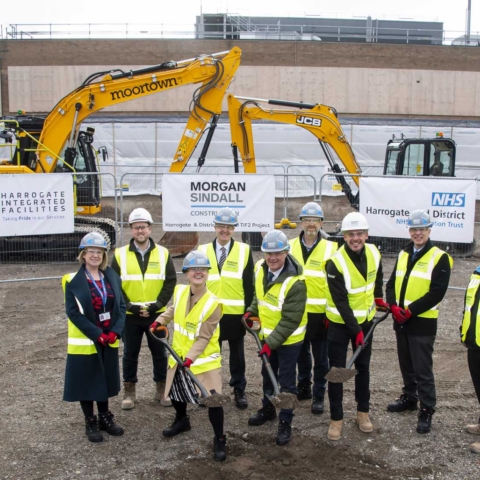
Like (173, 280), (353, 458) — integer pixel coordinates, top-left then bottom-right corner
(148, 326), (230, 407)
(241, 316), (297, 409)
(325, 308), (391, 384)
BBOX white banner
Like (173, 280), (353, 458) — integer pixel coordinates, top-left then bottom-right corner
(162, 174), (275, 232)
(360, 177), (476, 243)
(0, 174), (75, 236)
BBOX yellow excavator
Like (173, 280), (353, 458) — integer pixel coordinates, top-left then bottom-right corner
(0, 47), (242, 260)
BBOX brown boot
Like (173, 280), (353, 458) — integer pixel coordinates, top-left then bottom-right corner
(155, 381), (172, 407)
(466, 424), (480, 435)
(356, 412), (373, 433)
(121, 382), (136, 410)
(470, 441), (480, 453)
(327, 420), (343, 441)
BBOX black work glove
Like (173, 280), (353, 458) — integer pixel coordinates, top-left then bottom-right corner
(128, 304), (142, 316)
(147, 302), (161, 315)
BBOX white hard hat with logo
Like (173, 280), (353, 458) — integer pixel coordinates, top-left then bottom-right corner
(214, 207), (239, 226)
(299, 202), (324, 220)
(341, 212), (369, 232)
(261, 230), (290, 253)
(79, 232), (108, 250)
(182, 250), (212, 273)
(407, 209), (433, 229)
(129, 208), (153, 225)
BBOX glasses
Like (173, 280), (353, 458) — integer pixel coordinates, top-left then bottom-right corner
(215, 225), (235, 231)
(84, 249), (104, 256)
(131, 225), (150, 231)
(188, 267), (209, 272)
(344, 231), (367, 239)
(302, 218), (321, 224)
(409, 227), (430, 233)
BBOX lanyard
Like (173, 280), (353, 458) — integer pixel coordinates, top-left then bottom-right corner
(85, 269), (107, 311)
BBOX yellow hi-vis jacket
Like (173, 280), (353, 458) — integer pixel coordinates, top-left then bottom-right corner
(62, 273), (119, 355)
(394, 246), (452, 319)
(115, 244), (169, 314)
(326, 244), (380, 325)
(289, 236), (337, 314)
(461, 273), (480, 346)
(168, 284), (222, 375)
(198, 241), (249, 315)
(254, 261), (307, 346)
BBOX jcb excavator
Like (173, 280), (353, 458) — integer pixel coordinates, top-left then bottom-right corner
(227, 94), (472, 255)
(0, 47), (242, 260)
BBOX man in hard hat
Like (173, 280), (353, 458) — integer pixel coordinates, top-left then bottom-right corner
(198, 207), (254, 409)
(290, 202), (337, 414)
(243, 230), (307, 446)
(111, 207), (177, 410)
(386, 209), (451, 434)
(325, 212), (387, 441)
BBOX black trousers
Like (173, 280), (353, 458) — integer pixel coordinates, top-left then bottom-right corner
(467, 349), (480, 406)
(328, 322), (373, 421)
(297, 337), (329, 398)
(220, 336), (246, 391)
(395, 330), (436, 408)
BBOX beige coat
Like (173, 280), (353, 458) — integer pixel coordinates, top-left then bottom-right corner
(157, 285), (223, 396)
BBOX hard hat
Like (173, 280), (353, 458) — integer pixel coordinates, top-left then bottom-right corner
(407, 209), (433, 229)
(182, 250), (212, 273)
(129, 207), (153, 225)
(261, 230), (290, 253)
(214, 207), (239, 226)
(79, 232), (108, 250)
(341, 212), (369, 232)
(299, 201), (324, 220)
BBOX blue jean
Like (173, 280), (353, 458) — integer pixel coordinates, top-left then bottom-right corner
(261, 342), (303, 423)
(297, 337), (329, 398)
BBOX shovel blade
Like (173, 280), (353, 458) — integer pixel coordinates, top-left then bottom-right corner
(200, 393), (231, 408)
(325, 366), (358, 384)
(267, 392), (298, 410)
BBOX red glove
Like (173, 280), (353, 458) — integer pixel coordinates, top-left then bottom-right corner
(150, 321), (161, 331)
(97, 333), (109, 346)
(323, 317), (330, 330)
(375, 298), (390, 312)
(182, 358), (193, 369)
(391, 305), (411, 324)
(258, 343), (272, 358)
(242, 312), (254, 329)
(355, 331), (365, 347)
(106, 332), (118, 344)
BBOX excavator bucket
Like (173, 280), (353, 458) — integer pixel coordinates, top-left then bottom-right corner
(159, 232), (199, 257)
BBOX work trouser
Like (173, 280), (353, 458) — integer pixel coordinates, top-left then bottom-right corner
(262, 342), (303, 423)
(327, 321), (373, 421)
(396, 330), (436, 408)
(123, 321), (168, 383)
(468, 348), (480, 407)
(220, 336), (247, 391)
(297, 337), (329, 399)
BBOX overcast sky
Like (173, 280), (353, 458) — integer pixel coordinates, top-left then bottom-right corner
(1, 0), (478, 37)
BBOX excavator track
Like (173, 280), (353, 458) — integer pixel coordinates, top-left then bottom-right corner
(74, 216), (118, 248)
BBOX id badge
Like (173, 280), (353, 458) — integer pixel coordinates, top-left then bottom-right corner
(99, 312), (111, 322)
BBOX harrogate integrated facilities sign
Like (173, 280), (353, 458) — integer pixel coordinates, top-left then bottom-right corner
(162, 174), (275, 232)
(360, 177), (476, 243)
(0, 174), (75, 237)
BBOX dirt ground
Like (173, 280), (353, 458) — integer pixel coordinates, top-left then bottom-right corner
(2, 231), (480, 479)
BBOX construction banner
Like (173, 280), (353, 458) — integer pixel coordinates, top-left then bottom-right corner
(162, 174), (275, 232)
(360, 177), (476, 242)
(0, 174), (75, 237)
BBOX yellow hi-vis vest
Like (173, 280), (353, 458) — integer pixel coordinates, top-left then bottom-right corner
(254, 260), (307, 346)
(394, 246), (452, 319)
(289, 237), (337, 314)
(198, 241), (249, 315)
(115, 244), (169, 314)
(62, 272), (119, 355)
(326, 244), (380, 325)
(168, 284), (222, 375)
(461, 273), (480, 346)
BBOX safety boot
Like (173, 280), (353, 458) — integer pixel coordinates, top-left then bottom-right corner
(466, 423), (480, 435)
(470, 442), (480, 454)
(297, 382), (313, 401)
(327, 420), (343, 441)
(276, 420), (292, 446)
(155, 381), (172, 407)
(85, 415), (104, 443)
(356, 412), (373, 433)
(121, 382), (136, 410)
(248, 403), (277, 426)
(98, 411), (124, 436)
(163, 415), (191, 438)
(417, 406), (435, 434)
(233, 388), (248, 410)
(213, 435), (227, 461)
(387, 393), (418, 413)
(311, 397), (325, 415)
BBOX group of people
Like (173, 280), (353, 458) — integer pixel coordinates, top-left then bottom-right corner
(62, 202), (480, 459)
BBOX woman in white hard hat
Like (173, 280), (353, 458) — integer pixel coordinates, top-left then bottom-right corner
(62, 232), (126, 443)
(149, 250), (227, 461)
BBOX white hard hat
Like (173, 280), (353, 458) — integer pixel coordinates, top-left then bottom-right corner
(407, 209), (433, 229)
(182, 250), (212, 273)
(214, 207), (239, 226)
(79, 232), (108, 250)
(299, 202), (324, 220)
(261, 230), (290, 253)
(341, 212), (369, 232)
(129, 208), (153, 225)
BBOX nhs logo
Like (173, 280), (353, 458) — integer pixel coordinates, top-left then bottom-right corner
(431, 192), (466, 207)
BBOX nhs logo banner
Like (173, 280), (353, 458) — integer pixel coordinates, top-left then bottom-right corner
(360, 177), (475, 243)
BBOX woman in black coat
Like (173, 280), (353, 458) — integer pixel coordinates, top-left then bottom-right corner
(64, 232), (126, 443)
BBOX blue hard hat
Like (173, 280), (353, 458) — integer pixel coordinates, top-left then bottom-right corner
(214, 207), (239, 226)
(407, 210), (433, 229)
(299, 201), (324, 220)
(79, 232), (108, 250)
(182, 250), (212, 273)
(261, 230), (290, 253)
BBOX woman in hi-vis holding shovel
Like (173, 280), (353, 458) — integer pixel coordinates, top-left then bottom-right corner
(149, 250), (227, 461)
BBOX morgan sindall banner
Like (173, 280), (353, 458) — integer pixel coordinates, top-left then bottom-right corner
(0, 173), (75, 237)
(162, 174), (275, 232)
(360, 177), (476, 243)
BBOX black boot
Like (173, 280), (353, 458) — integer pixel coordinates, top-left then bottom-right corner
(233, 388), (248, 410)
(98, 411), (124, 436)
(311, 397), (325, 415)
(417, 406), (435, 434)
(276, 420), (292, 446)
(213, 435), (227, 461)
(387, 393), (418, 413)
(163, 415), (191, 438)
(297, 382), (313, 401)
(85, 415), (104, 443)
(248, 403), (277, 426)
